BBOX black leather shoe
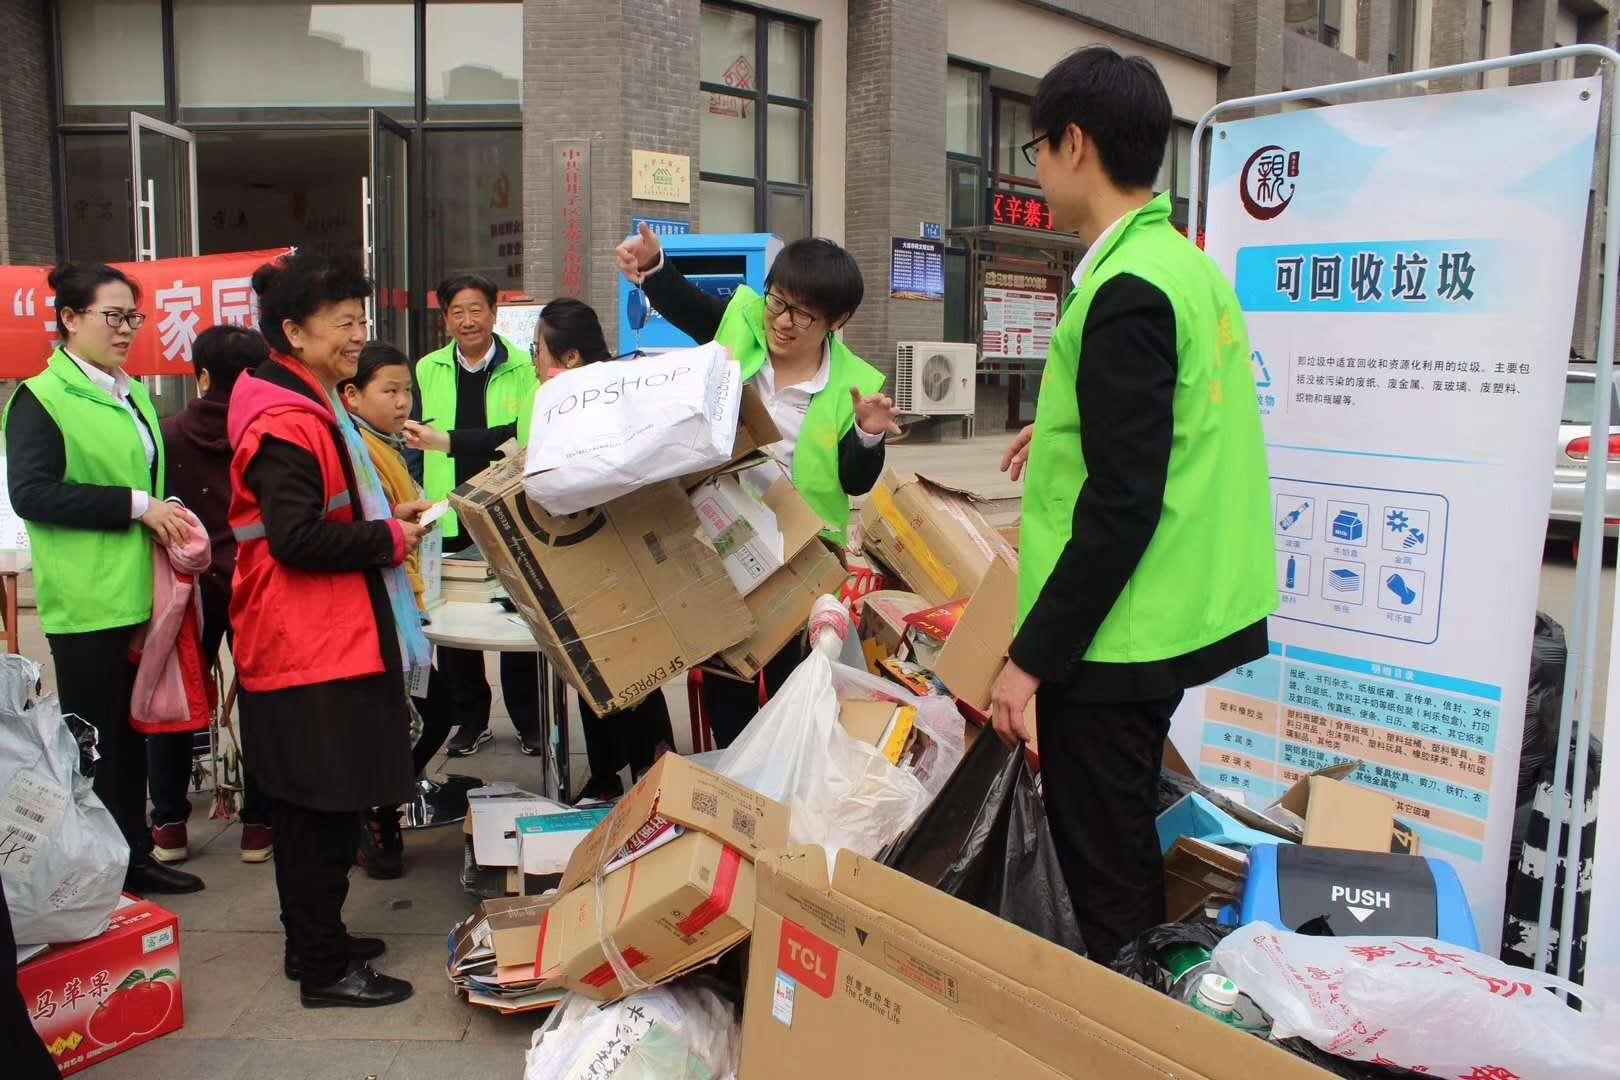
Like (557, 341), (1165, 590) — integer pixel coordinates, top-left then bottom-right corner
(300, 961), (413, 1009)
(125, 862), (205, 895)
(284, 935), (386, 981)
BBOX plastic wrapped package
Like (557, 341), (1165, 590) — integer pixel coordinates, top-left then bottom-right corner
(1112, 921), (1232, 995)
(524, 982), (739, 1080)
(0, 655), (130, 944)
(1214, 922), (1620, 1078)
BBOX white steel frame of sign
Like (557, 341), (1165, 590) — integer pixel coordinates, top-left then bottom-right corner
(1187, 45), (1620, 984)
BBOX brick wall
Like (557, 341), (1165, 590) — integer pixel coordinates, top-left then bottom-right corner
(1220, 0), (1284, 111)
(841, 0), (947, 384)
(0, 0), (58, 265)
(1028, 0), (1233, 66)
(522, 0), (700, 352)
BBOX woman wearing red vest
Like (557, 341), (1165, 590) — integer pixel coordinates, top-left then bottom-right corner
(228, 252), (432, 1009)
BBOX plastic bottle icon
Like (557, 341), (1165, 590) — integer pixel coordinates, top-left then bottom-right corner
(1385, 573), (1417, 606)
(1285, 556), (1297, 590)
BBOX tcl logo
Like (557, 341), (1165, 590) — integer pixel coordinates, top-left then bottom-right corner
(779, 918), (836, 999)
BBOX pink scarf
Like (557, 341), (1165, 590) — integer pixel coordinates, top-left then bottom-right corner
(131, 508), (215, 733)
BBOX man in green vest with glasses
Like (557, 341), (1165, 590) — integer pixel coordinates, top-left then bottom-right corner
(988, 47), (1277, 964)
(614, 230), (901, 746)
(403, 274), (541, 757)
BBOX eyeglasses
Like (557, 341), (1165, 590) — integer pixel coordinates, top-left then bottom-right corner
(1019, 133), (1051, 170)
(85, 309), (147, 331)
(764, 291), (818, 330)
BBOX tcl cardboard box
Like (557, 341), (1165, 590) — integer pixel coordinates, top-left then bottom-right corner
(537, 754), (790, 1001)
(719, 539), (847, 680)
(860, 472), (1018, 607)
(452, 459), (754, 713)
(741, 848), (1326, 1080)
(19, 897), (183, 1077)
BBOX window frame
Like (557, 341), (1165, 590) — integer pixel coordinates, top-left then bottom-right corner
(698, 0), (814, 239)
(1389, 0), (1418, 73)
(1288, 0), (1343, 50)
(945, 59), (988, 230)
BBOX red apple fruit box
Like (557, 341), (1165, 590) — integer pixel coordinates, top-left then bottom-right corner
(18, 895), (184, 1075)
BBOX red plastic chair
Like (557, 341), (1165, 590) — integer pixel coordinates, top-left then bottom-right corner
(686, 666), (768, 753)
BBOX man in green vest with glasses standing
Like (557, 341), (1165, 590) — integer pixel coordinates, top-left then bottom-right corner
(614, 230), (901, 747)
(403, 274), (541, 757)
(988, 47), (1277, 964)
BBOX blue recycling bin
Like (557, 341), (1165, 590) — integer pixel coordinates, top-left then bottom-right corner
(617, 232), (784, 353)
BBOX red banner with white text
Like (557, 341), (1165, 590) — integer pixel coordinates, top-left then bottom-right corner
(0, 248), (293, 379)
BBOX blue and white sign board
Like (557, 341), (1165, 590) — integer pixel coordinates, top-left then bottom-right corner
(1169, 77), (1601, 948)
(631, 216), (691, 237)
(920, 222), (944, 241)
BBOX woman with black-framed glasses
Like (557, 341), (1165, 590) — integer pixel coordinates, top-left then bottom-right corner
(2, 261), (205, 898)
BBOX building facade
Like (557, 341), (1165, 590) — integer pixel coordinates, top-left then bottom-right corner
(0, 0), (1612, 428)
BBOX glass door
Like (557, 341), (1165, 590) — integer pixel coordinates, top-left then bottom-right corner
(129, 112), (199, 261)
(367, 110), (412, 354)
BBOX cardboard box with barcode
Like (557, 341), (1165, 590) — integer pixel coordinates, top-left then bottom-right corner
(534, 754), (789, 1002)
(451, 458), (755, 714)
(690, 471), (826, 598)
(859, 472), (1018, 608)
(740, 847), (1324, 1080)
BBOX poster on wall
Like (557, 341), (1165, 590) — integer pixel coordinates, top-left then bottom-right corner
(1169, 78), (1601, 948)
(981, 268), (1060, 360)
(889, 238), (944, 301)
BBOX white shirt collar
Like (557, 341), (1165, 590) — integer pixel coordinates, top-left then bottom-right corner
(758, 340), (831, 397)
(1072, 213), (1129, 288)
(457, 338), (497, 373)
(64, 348), (131, 398)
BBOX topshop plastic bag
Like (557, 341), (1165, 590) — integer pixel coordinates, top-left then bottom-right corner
(0, 655), (130, 945)
(714, 647), (963, 858)
(1213, 922), (1620, 1078)
(524, 983), (739, 1080)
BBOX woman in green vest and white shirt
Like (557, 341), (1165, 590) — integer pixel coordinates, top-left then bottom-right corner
(3, 261), (204, 897)
(614, 229), (902, 747)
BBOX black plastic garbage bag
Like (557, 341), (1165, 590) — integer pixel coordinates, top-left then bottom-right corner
(1111, 920), (1230, 994)
(881, 732), (1087, 955)
(1520, 612), (1567, 811)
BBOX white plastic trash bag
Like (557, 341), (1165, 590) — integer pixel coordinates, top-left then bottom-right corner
(524, 984), (739, 1080)
(0, 655), (130, 945)
(715, 643), (964, 859)
(1213, 922), (1620, 1078)
(524, 344), (743, 514)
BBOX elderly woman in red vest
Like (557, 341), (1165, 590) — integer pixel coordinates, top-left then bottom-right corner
(227, 252), (431, 1009)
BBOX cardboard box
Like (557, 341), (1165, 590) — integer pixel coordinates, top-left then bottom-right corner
(1164, 838), (1249, 922)
(19, 897), (183, 1077)
(926, 555), (1033, 739)
(741, 848), (1325, 1080)
(859, 471), (1018, 606)
(837, 700), (916, 765)
(691, 474), (824, 597)
(998, 523), (1020, 550)
(451, 461), (754, 713)
(537, 754), (790, 1002)
(718, 539), (847, 679)
(516, 806), (612, 878)
(859, 590), (928, 656)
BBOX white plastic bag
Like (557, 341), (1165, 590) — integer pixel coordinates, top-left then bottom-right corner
(1213, 922), (1620, 1078)
(0, 655), (130, 944)
(524, 344), (742, 514)
(524, 984), (738, 1080)
(715, 644), (964, 859)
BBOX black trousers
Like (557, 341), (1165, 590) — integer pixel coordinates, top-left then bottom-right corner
(270, 798), (357, 986)
(583, 691), (675, 781)
(3, 888), (57, 1079)
(411, 664), (456, 776)
(704, 642), (802, 749)
(47, 625), (152, 868)
(436, 645), (538, 739)
(1036, 687), (1184, 966)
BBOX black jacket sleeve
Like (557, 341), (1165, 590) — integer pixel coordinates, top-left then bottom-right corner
(837, 426), (886, 496)
(448, 422), (519, 460)
(1008, 274), (1178, 684)
(639, 259), (730, 345)
(6, 385), (140, 530)
(245, 435), (399, 573)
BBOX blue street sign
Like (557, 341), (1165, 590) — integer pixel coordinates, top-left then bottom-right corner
(631, 216), (692, 237)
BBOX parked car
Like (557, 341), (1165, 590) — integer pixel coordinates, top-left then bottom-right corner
(1550, 363), (1620, 557)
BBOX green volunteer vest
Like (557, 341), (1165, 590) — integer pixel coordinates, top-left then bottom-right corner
(1019, 194), (1277, 662)
(713, 286), (884, 545)
(417, 334), (537, 538)
(3, 349), (165, 634)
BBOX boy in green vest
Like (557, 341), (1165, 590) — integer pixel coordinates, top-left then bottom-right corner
(614, 231), (901, 746)
(988, 47), (1276, 963)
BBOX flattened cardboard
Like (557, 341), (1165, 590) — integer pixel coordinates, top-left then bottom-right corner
(484, 895), (557, 968)
(1164, 838), (1249, 922)
(740, 848), (1325, 1080)
(859, 471), (1018, 606)
(719, 540), (847, 679)
(838, 700), (899, 747)
(451, 461), (753, 714)
(558, 753), (788, 896)
(859, 590), (927, 655)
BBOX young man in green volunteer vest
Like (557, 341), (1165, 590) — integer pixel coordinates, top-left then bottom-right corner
(987, 48), (1276, 964)
(614, 230), (902, 747)
(401, 274), (543, 758)
(4, 260), (205, 897)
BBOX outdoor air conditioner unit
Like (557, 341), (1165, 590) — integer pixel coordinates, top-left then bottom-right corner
(894, 341), (977, 417)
